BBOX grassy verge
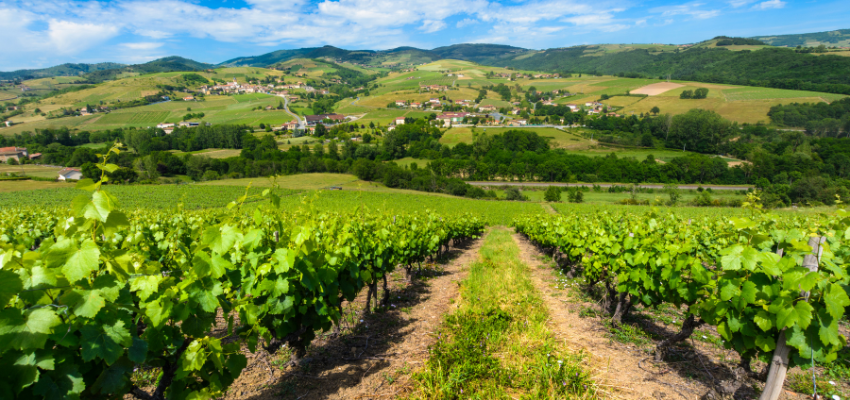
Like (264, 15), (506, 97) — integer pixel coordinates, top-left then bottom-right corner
(406, 228), (596, 399)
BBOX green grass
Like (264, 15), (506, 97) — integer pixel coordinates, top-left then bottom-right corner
(0, 185), (301, 210)
(722, 87), (847, 102)
(406, 228), (596, 400)
(232, 93), (274, 103)
(440, 127), (594, 149)
(392, 157), (430, 168)
(478, 98), (513, 108)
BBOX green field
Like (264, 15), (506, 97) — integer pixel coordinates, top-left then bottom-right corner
(440, 127), (594, 149)
(233, 93), (273, 103)
(722, 87), (847, 102)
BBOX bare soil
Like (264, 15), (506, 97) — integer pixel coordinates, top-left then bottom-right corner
(219, 234), (485, 400)
(631, 82), (685, 96)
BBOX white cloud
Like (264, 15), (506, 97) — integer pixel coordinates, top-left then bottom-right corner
(420, 19), (447, 33)
(635, 18), (647, 26)
(650, 3), (721, 19)
(0, 0), (644, 68)
(134, 29), (171, 39)
(728, 0), (756, 7)
(456, 18), (478, 28)
(121, 42), (163, 50)
(753, 0), (786, 10)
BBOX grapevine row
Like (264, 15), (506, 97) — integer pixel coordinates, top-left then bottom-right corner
(512, 208), (849, 395)
(0, 146), (484, 400)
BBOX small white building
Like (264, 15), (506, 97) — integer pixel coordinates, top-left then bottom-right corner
(58, 168), (83, 181)
(394, 116), (406, 125)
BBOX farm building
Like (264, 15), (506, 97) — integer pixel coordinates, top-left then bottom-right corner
(305, 114), (345, 125)
(394, 117), (406, 125)
(0, 146), (29, 162)
(436, 112), (469, 127)
(58, 168), (83, 181)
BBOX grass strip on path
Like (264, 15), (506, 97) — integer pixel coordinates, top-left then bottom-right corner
(406, 227), (597, 400)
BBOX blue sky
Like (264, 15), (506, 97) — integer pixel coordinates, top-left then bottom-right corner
(1, 0), (848, 71)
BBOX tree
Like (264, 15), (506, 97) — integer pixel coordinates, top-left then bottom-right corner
(543, 186), (562, 202)
(693, 88), (709, 99)
(650, 106), (660, 115)
(314, 123), (328, 137)
(680, 90), (693, 99)
(504, 187), (527, 201)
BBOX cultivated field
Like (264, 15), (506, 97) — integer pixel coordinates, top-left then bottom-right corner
(631, 82), (684, 95)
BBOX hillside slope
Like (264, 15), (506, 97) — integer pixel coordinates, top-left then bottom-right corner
(754, 29), (850, 47)
(0, 62), (126, 81)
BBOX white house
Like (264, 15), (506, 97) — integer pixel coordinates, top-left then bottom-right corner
(394, 116), (406, 125)
(58, 168), (83, 181)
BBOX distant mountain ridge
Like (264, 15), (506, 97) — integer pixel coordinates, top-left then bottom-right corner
(3, 29), (850, 96)
(0, 62), (126, 80)
(217, 44), (526, 67)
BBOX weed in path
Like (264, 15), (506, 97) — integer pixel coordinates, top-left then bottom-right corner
(407, 228), (597, 400)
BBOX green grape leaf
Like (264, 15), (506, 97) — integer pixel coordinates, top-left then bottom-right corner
(727, 313), (744, 332)
(103, 211), (130, 237)
(203, 224), (238, 255)
(210, 254), (232, 279)
(130, 275), (161, 301)
(785, 326), (810, 353)
(720, 281), (741, 301)
(797, 272), (819, 292)
(81, 320), (131, 365)
(0, 308), (62, 351)
(192, 251), (213, 278)
(180, 340), (207, 373)
(757, 252), (782, 276)
(0, 270), (23, 307)
(128, 337), (148, 363)
(74, 178), (100, 192)
(59, 289), (106, 319)
(740, 247), (760, 271)
(44, 238), (76, 268)
(755, 334), (777, 352)
(62, 239), (100, 283)
(741, 281), (757, 304)
(754, 310), (774, 331)
(794, 301), (814, 330)
(816, 309), (841, 346)
(273, 248), (295, 274)
(720, 245), (744, 270)
(32, 361), (85, 399)
(824, 283), (850, 320)
(91, 357), (133, 395)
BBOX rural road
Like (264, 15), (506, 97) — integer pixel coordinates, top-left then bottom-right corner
(468, 182), (752, 191)
(282, 96), (305, 129)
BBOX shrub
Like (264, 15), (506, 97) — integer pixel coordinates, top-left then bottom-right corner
(504, 187), (527, 201)
(543, 186), (562, 202)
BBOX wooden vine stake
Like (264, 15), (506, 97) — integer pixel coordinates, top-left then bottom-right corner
(759, 236), (824, 400)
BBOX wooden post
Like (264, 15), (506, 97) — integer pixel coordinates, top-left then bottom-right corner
(759, 237), (823, 400)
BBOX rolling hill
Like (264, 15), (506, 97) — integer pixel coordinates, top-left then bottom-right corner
(0, 62), (126, 81)
(753, 29), (850, 47)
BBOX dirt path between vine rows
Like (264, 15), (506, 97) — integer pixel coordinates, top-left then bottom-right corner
(512, 232), (716, 400)
(223, 232), (487, 400)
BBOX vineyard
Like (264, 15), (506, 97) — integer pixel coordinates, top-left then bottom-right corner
(513, 201), (850, 400)
(0, 150), (847, 399)
(0, 148), (485, 399)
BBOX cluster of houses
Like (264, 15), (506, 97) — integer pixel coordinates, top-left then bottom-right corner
(420, 84), (449, 92)
(491, 72), (560, 79)
(0, 147), (40, 162)
(199, 79), (325, 97)
(155, 121), (199, 134)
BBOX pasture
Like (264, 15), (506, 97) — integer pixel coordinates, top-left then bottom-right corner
(0, 164), (64, 179)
